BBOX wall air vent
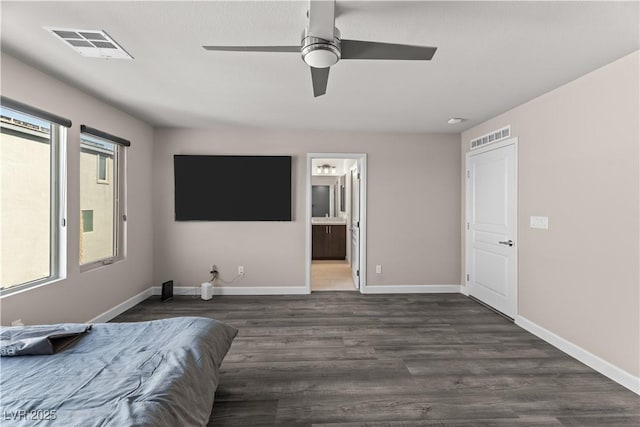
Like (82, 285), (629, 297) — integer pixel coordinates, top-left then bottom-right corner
(45, 27), (133, 59)
(470, 126), (511, 150)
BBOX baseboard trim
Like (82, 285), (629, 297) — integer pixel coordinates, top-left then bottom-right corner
(87, 288), (152, 323)
(515, 315), (640, 395)
(150, 286), (309, 296)
(362, 284), (462, 294)
(460, 285), (470, 296)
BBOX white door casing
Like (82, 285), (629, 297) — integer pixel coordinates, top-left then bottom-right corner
(306, 153), (367, 294)
(351, 165), (360, 289)
(465, 139), (518, 318)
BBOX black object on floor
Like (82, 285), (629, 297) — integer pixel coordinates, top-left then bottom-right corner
(161, 280), (173, 302)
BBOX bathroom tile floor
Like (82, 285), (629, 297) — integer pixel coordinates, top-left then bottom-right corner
(311, 260), (356, 291)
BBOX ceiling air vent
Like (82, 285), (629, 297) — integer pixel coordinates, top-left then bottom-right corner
(45, 27), (133, 59)
(470, 126), (511, 150)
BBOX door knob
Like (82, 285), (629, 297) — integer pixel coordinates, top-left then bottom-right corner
(498, 240), (514, 247)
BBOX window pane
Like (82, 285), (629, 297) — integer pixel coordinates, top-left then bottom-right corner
(0, 110), (53, 289)
(97, 155), (107, 181)
(80, 134), (116, 265)
(81, 209), (94, 232)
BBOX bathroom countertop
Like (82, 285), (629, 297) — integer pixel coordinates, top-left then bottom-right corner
(311, 217), (347, 225)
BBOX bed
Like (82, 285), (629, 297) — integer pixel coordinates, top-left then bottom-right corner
(0, 316), (237, 426)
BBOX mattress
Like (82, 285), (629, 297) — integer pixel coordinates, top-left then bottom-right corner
(0, 316), (237, 426)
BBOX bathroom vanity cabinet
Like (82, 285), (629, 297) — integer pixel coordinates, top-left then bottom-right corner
(312, 224), (346, 260)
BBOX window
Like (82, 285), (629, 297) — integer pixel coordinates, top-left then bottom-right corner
(79, 128), (126, 269)
(0, 100), (68, 294)
(81, 210), (94, 232)
(97, 155), (108, 182)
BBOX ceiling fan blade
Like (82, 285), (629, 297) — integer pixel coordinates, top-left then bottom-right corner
(340, 40), (437, 60)
(202, 45), (300, 53)
(308, 0), (335, 40)
(310, 67), (330, 97)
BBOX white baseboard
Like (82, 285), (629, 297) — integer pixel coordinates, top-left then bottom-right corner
(362, 284), (462, 294)
(516, 315), (640, 395)
(152, 285), (461, 296)
(150, 286), (309, 296)
(87, 288), (152, 323)
(460, 284), (469, 296)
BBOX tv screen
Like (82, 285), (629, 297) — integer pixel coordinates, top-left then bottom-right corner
(174, 155), (292, 221)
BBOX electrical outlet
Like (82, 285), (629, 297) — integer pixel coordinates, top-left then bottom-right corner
(238, 265), (244, 276)
(11, 319), (24, 326)
(376, 265), (382, 274)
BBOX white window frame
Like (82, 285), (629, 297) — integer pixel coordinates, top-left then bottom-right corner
(79, 133), (126, 272)
(0, 113), (67, 297)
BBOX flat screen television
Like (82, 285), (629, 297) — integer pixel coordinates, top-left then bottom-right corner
(174, 155), (292, 221)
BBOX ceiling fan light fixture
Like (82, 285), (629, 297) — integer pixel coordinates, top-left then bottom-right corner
(301, 30), (341, 68)
(302, 44), (340, 68)
(202, 4), (438, 98)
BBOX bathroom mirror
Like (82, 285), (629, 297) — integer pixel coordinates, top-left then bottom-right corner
(311, 185), (331, 217)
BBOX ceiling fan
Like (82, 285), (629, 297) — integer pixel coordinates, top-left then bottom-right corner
(203, 0), (437, 97)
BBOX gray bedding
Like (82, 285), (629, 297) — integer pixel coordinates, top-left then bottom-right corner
(0, 317), (237, 426)
(1, 324), (92, 356)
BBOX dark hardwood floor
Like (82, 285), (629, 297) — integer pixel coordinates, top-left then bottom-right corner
(113, 292), (639, 426)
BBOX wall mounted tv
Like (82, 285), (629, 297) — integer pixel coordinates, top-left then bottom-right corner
(174, 155), (292, 221)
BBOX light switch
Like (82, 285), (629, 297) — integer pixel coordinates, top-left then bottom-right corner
(530, 216), (549, 229)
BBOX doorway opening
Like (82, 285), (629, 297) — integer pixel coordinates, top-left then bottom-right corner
(306, 154), (367, 293)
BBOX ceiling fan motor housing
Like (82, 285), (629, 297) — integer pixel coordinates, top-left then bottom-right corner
(301, 27), (341, 68)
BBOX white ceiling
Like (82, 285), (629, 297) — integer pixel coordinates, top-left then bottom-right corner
(1, 1), (638, 133)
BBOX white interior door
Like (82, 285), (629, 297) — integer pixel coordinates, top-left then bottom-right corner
(466, 142), (517, 318)
(350, 165), (360, 289)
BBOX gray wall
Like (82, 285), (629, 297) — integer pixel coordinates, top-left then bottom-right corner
(153, 128), (461, 288)
(461, 51), (639, 376)
(0, 53), (154, 325)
